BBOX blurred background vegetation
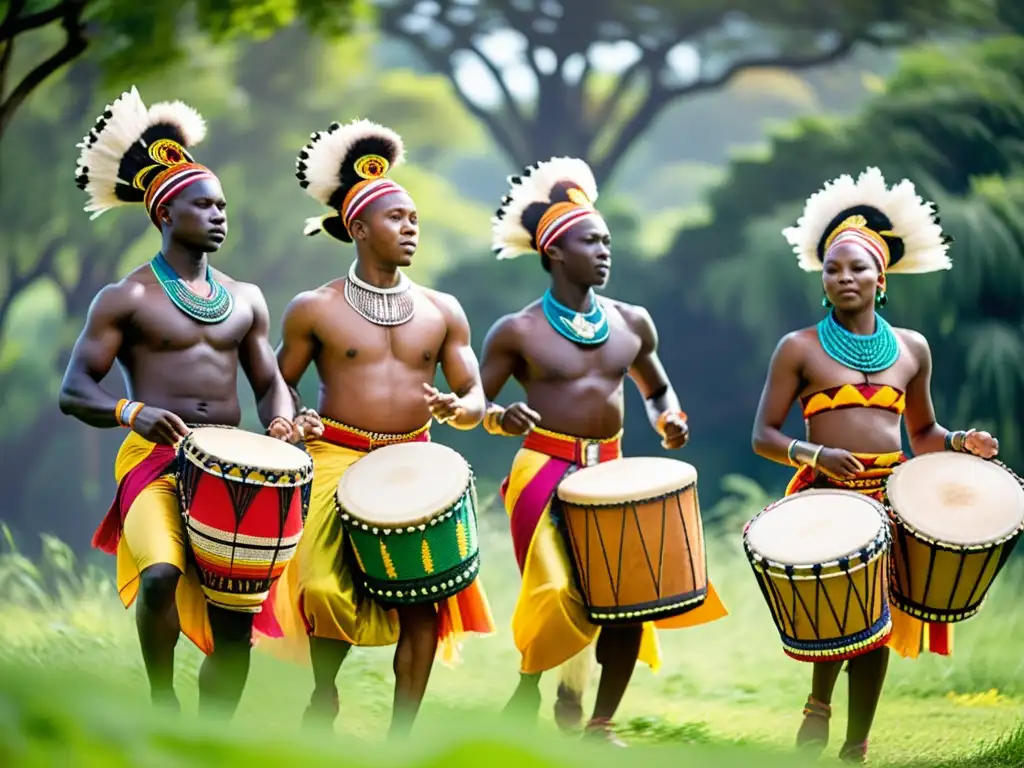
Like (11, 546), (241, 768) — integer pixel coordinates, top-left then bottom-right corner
(2, 0), (1022, 551)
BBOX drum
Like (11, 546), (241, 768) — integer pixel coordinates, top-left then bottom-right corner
(555, 456), (708, 625)
(743, 490), (892, 662)
(886, 452), (1024, 623)
(334, 441), (480, 605)
(177, 426), (313, 612)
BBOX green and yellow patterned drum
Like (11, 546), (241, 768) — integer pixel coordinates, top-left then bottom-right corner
(334, 441), (480, 605)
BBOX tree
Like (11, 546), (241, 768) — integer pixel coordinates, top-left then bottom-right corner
(0, 0), (367, 143)
(376, 0), (1000, 184)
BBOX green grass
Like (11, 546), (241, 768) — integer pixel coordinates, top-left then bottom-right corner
(1, 504), (1022, 767)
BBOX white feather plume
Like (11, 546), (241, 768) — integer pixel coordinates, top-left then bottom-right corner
(782, 166), (951, 274)
(491, 157), (599, 260)
(74, 86), (207, 219)
(297, 119), (405, 206)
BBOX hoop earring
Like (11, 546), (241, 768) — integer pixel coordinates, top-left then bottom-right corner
(875, 289), (887, 308)
(822, 295), (833, 309)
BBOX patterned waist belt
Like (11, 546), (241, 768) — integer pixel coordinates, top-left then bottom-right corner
(522, 426), (622, 467)
(320, 417), (431, 452)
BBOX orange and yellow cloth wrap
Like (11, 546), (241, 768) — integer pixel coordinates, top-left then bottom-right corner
(786, 450), (952, 659)
(500, 427), (728, 674)
(96, 431), (215, 654)
(254, 419), (495, 666)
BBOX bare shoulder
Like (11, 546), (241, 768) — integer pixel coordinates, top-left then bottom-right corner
(419, 286), (468, 324)
(90, 267), (153, 318)
(282, 280), (342, 320)
(773, 327), (818, 364)
(606, 298), (653, 331)
(483, 301), (542, 349)
(893, 326), (931, 361)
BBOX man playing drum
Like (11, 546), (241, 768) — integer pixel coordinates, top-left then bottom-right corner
(751, 167), (1000, 763)
(261, 119), (495, 736)
(59, 88), (318, 717)
(479, 157), (728, 744)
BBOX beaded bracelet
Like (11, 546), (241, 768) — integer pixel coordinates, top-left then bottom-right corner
(115, 399), (144, 428)
(946, 429), (974, 452)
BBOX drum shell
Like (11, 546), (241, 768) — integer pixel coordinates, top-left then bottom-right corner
(887, 508), (1023, 623)
(559, 480), (708, 625)
(337, 480), (481, 605)
(177, 435), (311, 613)
(743, 491), (893, 662)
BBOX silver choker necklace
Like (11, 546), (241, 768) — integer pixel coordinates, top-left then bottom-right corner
(344, 262), (415, 326)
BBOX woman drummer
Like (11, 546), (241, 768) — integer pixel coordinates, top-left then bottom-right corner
(751, 167), (999, 764)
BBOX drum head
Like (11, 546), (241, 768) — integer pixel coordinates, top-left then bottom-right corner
(887, 453), (1024, 546)
(185, 426), (311, 472)
(746, 490), (886, 566)
(336, 442), (470, 527)
(556, 457), (697, 506)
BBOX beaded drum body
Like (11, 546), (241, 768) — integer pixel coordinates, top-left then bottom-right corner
(177, 427), (312, 612)
(744, 489), (893, 662)
(334, 441), (481, 605)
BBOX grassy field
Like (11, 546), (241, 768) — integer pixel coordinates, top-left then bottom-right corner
(1, 496), (1022, 767)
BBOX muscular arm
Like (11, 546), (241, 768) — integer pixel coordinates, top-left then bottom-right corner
(751, 333), (806, 465)
(435, 294), (485, 430)
(479, 315), (522, 404)
(239, 285), (295, 428)
(622, 305), (682, 433)
(275, 292), (321, 410)
(58, 284), (135, 427)
(902, 330), (948, 455)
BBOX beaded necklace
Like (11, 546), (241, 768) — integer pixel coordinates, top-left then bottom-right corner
(150, 252), (233, 324)
(542, 288), (609, 346)
(817, 310), (899, 373)
(344, 261), (415, 326)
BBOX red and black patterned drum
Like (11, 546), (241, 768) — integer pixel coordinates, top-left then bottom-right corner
(177, 427), (312, 612)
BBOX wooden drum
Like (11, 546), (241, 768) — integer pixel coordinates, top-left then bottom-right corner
(886, 452), (1024, 622)
(744, 490), (892, 662)
(335, 442), (480, 605)
(177, 427), (312, 612)
(555, 457), (708, 625)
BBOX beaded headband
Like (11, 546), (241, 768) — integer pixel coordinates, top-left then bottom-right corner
(295, 119), (408, 243)
(783, 166), (952, 275)
(492, 156), (602, 260)
(75, 86), (217, 228)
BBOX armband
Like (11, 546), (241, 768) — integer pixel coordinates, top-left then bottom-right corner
(483, 404), (514, 436)
(116, 399), (144, 428)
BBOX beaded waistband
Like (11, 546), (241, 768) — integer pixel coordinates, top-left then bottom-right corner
(319, 417), (431, 452)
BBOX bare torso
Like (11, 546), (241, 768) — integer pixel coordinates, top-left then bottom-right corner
(789, 325), (923, 453)
(297, 279), (450, 434)
(115, 265), (255, 425)
(503, 299), (643, 439)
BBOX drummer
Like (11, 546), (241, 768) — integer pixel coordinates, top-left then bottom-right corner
(261, 119), (495, 736)
(479, 156), (728, 744)
(751, 167), (999, 764)
(58, 88), (315, 717)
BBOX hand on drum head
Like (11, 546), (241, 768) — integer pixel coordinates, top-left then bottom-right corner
(660, 413), (689, 450)
(423, 383), (464, 423)
(501, 402), (541, 436)
(816, 447), (867, 479)
(964, 430), (999, 459)
(132, 406), (191, 446)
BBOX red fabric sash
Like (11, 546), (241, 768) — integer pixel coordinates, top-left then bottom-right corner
(92, 444), (177, 555)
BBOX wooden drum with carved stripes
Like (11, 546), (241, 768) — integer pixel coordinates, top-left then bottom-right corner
(555, 456), (709, 625)
(334, 442), (480, 605)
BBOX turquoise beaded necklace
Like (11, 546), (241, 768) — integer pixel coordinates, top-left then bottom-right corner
(542, 288), (610, 345)
(817, 310), (899, 373)
(150, 252), (234, 324)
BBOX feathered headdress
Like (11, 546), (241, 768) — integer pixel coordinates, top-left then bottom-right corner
(295, 119), (407, 242)
(782, 166), (953, 274)
(491, 157), (601, 260)
(75, 86), (217, 228)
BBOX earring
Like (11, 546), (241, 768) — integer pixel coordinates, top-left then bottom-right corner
(875, 289), (887, 308)
(822, 295), (833, 309)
